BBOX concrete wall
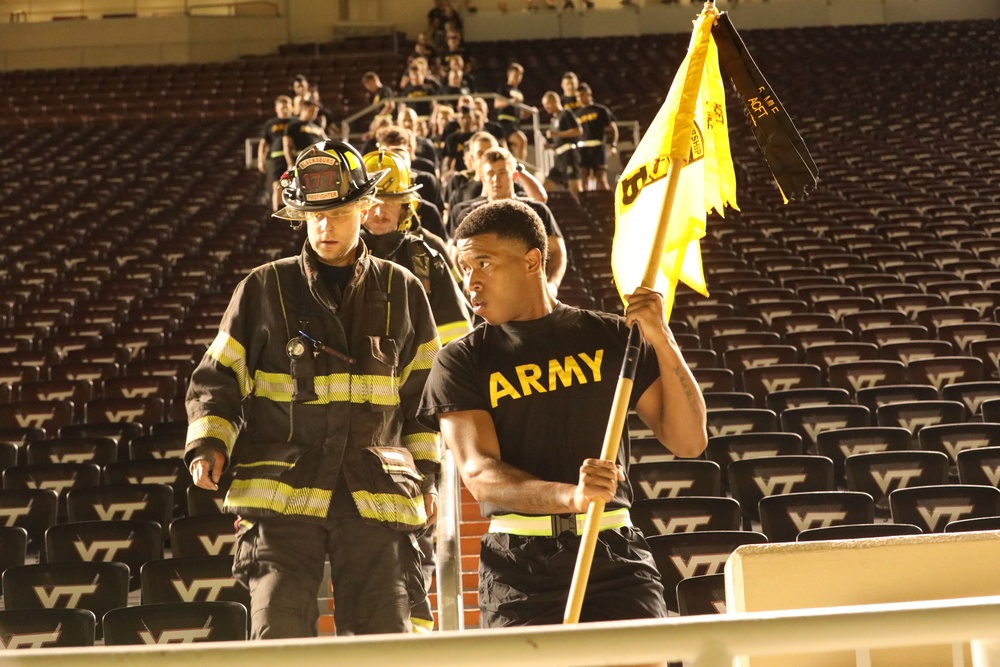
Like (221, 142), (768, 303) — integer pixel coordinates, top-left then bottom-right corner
(0, 0), (996, 71)
(726, 531), (1000, 666)
(463, 0), (1000, 40)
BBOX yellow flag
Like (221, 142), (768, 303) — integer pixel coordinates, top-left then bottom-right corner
(612, 6), (738, 317)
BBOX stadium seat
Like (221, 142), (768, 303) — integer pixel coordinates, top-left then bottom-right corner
(168, 514), (239, 558)
(943, 516), (1000, 533)
(796, 522), (922, 541)
(0, 525), (28, 582)
(705, 432), (803, 491)
(969, 338), (1000, 379)
(102, 600), (247, 645)
(0, 607), (95, 648)
(876, 400), (968, 445)
(705, 409), (778, 439)
(140, 556), (249, 607)
(692, 368), (735, 394)
(758, 491), (875, 543)
(815, 426), (913, 484)
(66, 483), (173, 530)
(45, 520), (162, 589)
(728, 455), (835, 527)
(2, 462), (101, 520)
(2, 561), (128, 639)
(676, 573), (728, 615)
(889, 484), (1000, 533)
(645, 530), (766, 613)
(878, 340), (954, 365)
(906, 356), (984, 390)
(129, 432), (186, 460)
(763, 387), (852, 416)
(941, 381), (1000, 417)
(743, 364), (823, 407)
(853, 384), (939, 414)
(827, 360), (908, 394)
(722, 346), (799, 386)
(845, 450), (950, 517)
(918, 422), (1000, 474)
(630, 497), (741, 536)
(957, 447), (1000, 488)
(803, 342), (880, 374)
(24, 436), (117, 466)
(0, 400), (75, 434)
(779, 404), (871, 453)
(103, 458), (191, 517)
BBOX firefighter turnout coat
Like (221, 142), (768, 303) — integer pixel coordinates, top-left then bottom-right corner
(184, 241), (441, 530)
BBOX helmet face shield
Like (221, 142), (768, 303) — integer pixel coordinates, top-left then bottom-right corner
(274, 140), (387, 222)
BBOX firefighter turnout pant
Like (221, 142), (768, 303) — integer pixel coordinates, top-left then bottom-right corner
(234, 514), (419, 638)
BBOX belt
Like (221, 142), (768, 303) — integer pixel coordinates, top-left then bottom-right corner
(488, 508), (631, 537)
(269, 149), (284, 158)
(497, 113), (518, 122)
(554, 142), (580, 155)
(578, 139), (604, 148)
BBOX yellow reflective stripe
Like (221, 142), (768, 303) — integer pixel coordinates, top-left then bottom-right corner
(269, 150), (284, 158)
(411, 617), (434, 633)
(438, 320), (472, 345)
(186, 416), (238, 454)
(253, 372), (295, 402)
(402, 432), (440, 463)
(351, 491), (426, 526)
(399, 338), (440, 386)
(353, 374), (400, 407)
(207, 331), (253, 398)
(253, 371), (399, 406)
(226, 478), (331, 518)
(235, 460), (294, 469)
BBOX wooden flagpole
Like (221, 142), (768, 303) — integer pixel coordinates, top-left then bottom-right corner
(563, 156), (690, 624)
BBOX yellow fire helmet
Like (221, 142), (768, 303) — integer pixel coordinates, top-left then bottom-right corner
(363, 148), (422, 204)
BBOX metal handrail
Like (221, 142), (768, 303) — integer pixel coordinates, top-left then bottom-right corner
(434, 448), (464, 631)
(15, 595), (1000, 666)
(339, 93), (547, 173)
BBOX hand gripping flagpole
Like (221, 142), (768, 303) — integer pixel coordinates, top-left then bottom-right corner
(563, 2), (717, 625)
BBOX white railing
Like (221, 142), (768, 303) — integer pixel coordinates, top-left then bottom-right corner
(10, 595), (1000, 667)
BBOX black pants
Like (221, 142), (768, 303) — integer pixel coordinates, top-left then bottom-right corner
(478, 527), (666, 627)
(233, 515), (419, 639)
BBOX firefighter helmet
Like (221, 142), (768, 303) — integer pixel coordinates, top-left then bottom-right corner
(274, 140), (387, 222)
(362, 149), (422, 204)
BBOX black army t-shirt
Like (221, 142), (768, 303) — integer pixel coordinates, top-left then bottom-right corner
(417, 303), (661, 517)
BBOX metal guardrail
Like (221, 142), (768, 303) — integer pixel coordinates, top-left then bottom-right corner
(12, 595), (1000, 666)
(339, 93), (550, 176)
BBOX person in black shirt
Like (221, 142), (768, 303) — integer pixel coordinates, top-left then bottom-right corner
(494, 62), (528, 161)
(575, 83), (619, 191)
(450, 147), (564, 295)
(362, 71), (395, 119)
(416, 199), (707, 627)
(401, 59), (439, 119)
(441, 105), (478, 177)
(439, 68), (471, 98)
(559, 71), (582, 112)
(541, 91), (583, 199)
(258, 95), (293, 211)
(283, 98), (328, 172)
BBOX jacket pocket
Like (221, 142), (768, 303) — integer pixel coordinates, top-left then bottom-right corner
(361, 335), (399, 412)
(345, 445), (427, 532)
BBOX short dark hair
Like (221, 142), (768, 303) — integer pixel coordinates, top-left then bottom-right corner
(455, 200), (547, 264)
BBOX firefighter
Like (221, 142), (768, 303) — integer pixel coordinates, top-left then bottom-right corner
(361, 148), (474, 631)
(186, 139), (441, 639)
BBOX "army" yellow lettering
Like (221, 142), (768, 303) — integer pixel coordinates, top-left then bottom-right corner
(490, 350), (604, 407)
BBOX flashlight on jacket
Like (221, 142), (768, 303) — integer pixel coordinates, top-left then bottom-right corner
(286, 337), (318, 403)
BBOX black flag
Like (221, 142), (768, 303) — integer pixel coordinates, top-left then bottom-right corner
(713, 12), (818, 203)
